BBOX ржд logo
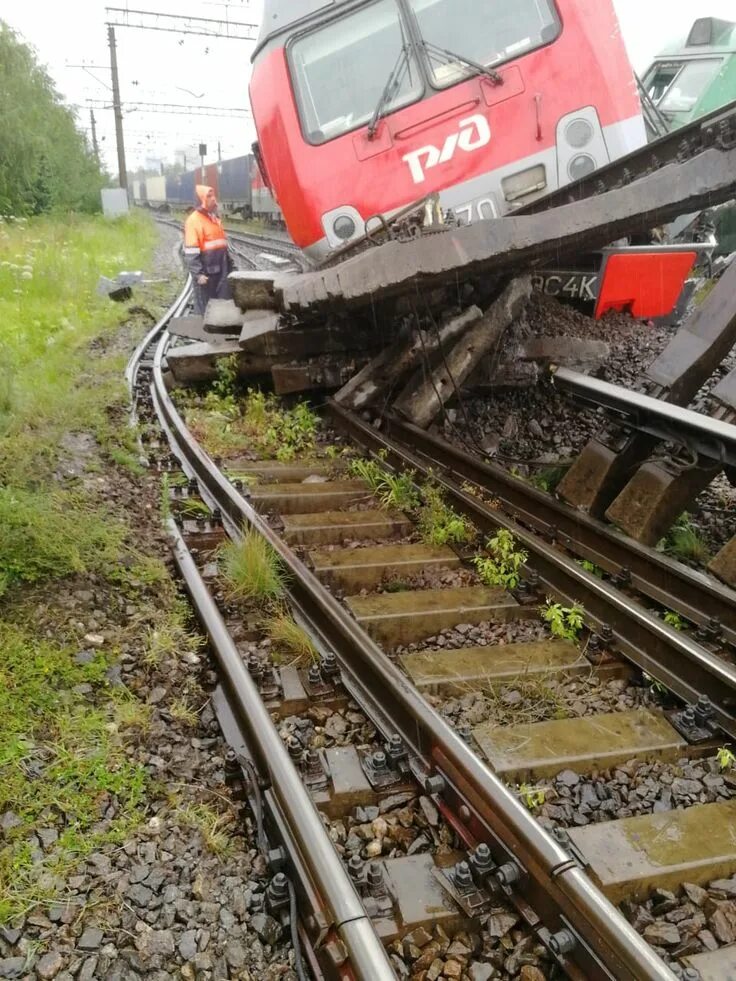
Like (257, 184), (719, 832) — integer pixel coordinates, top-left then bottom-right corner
(402, 114), (492, 185)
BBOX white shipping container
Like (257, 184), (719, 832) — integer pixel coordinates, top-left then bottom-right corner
(145, 175), (167, 204)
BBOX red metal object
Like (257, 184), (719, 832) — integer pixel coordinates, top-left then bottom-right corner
(595, 248), (698, 320)
(249, 0), (646, 262)
(205, 162), (219, 198)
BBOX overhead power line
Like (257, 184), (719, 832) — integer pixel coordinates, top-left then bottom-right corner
(105, 7), (258, 40)
(85, 99), (250, 118)
(103, 8), (257, 188)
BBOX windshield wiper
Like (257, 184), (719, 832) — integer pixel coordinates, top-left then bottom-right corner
(367, 42), (413, 140)
(421, 40), (503, 86)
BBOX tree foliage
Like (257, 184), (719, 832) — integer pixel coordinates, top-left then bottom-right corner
(0, 22), (106, 216)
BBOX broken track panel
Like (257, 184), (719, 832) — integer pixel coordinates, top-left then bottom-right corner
(270, 142), (736, 317)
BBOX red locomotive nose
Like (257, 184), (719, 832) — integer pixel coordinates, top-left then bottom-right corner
(249, 0), (646, 262)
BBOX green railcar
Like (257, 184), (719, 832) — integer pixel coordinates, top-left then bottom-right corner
(642, 17), (736, 254)
(642, 16), (736, 127)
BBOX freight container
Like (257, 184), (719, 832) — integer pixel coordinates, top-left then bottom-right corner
(219, 155), (252, 213)
(251, 157), (282, 224)
(145, 175), (167, 205)
(179, 170), (196, 207)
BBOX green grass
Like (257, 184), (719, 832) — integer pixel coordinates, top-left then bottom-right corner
(0, 212), (156, 597)
(220, 528), (287, 603)
(0, 211), (168, 922)
(349, 457), (420, 511)
(185, 389), (319, 463)
(417, 483), (474, 548)
(0, 212), (155, 482)
(176, 803), (233, 856)
(0, 622), (148, 920)
(0, 487), (123, 597)
(265, 610), (319, 663)
(661, 513), (711, 565)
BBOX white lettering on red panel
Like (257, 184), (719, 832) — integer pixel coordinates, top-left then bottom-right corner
(402, 114), (491, 185)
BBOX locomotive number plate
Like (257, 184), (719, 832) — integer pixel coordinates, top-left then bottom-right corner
(531, 271), (599, 302)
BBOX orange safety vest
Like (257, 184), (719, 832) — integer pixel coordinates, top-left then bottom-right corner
(183, 208), (229, 273)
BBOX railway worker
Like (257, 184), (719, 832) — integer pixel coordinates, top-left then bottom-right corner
(184, 184), (235, 315)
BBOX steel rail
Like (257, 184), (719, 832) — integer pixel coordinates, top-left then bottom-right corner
(367, 410), (736, 648)
(150, 339), (396, 981)
(124, 277), (191, 393)
(227, 229), (303, 255)
(166, 517), (395, 981)
(552, 366), (736, 467)
(329, 403), (736, 740)
(150, 338), (674, 981)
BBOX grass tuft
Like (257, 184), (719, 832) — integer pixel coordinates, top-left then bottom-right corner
(265, 610), (319, 663)
(417, 483), (474, 548)
(177, 803), (233, 856)
(662, 513), (711, 565)
(220, 528), (286, 603)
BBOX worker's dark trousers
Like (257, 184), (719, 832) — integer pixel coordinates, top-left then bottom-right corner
(192, 268), (233, 316)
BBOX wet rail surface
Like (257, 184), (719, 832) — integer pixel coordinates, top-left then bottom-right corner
(124, 276), (736, 981)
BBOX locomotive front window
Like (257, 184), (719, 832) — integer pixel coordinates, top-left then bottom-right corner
(407, 0), (560, 86)
(656, 59), (723, 115)
(291, 0), (423, 145)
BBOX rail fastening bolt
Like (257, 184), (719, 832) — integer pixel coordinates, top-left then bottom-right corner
(366, 862), (384, 895)
(454, 861), (473, 889)
(269, 872), (288, 899)
(495, 862), (521, 886)
(372, 751), (387, 771)
(348, 855), (364, 881)
(424, 773), (445, 795)
(549, 928), (576, 955)
(387, 734), (404, 757)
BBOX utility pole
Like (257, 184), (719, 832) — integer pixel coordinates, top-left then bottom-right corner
(107, 25), (128, 190)
(89, 109), (100, 167)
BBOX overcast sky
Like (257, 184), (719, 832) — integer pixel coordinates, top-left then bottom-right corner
(2, 0), (734, 175)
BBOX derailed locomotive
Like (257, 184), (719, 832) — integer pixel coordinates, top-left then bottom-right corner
(249, 0), (647, 263)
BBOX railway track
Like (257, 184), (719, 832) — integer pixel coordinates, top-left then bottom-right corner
(153, 215), (307, 273)
(125, 264), (736, 980)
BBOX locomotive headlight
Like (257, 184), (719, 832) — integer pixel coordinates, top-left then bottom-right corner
(568, 154), (596, 181)
(565, 118), (594, 149)
(322, 206), (364, 249)
(333, 215), (356, 241)
(556, 108), (608, 191)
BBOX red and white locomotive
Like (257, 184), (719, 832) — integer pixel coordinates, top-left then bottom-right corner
(249, 0), (647, 264)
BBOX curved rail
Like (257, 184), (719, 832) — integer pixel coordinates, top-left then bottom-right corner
(124, 279), (191, 394)
(150, 333), (673, 980)
(149, 331), (395, 981)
